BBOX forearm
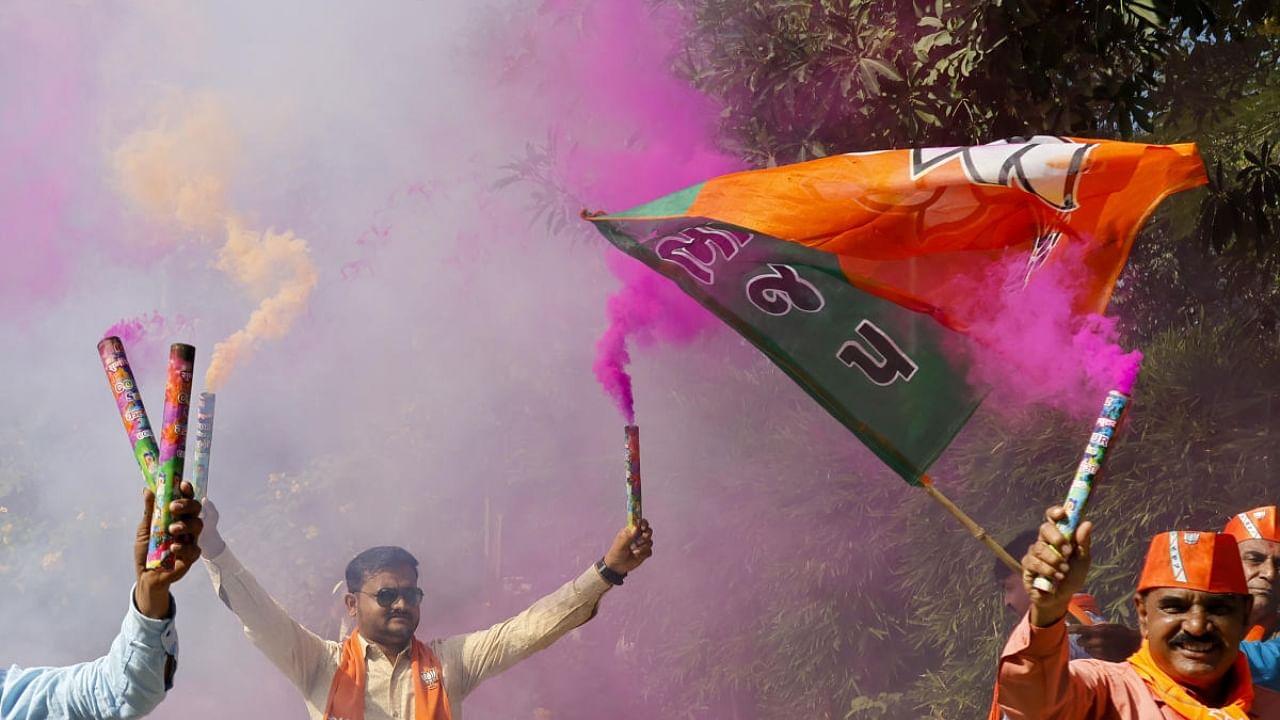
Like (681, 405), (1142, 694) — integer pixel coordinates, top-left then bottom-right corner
(0, 589), (175, 720)
(997, 616), (1098, 720)
(1030, 599), (1071, 629)
(132, 578), (172, 620)
(452, 564), (611, 695)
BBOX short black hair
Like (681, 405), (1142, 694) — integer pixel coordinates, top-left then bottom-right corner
(994, 529), (1040, 582)
(345, 546), (419, 591)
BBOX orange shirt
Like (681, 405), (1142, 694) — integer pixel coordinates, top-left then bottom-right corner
(995, 615), (1280, 719)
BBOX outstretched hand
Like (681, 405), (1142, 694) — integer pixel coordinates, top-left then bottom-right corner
(134, 481), (204, 619)
(604, 519), (654, 575)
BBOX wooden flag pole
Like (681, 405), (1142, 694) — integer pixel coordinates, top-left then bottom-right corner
(919, 474), (1093, 625)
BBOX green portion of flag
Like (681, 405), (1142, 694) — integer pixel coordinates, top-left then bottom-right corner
(609, 183), (703, 218)
(591, 217), (984, 484)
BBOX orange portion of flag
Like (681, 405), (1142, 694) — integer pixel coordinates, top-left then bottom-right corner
(646, 138), (1206, 328)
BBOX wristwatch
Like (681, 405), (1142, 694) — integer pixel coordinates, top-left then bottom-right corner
(595, 558), (627, 586)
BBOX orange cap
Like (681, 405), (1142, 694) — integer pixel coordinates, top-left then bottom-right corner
(1136, 531), (1248, 595)
(1224, 506), (1280, 544)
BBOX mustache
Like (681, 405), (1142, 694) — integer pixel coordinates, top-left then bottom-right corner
(1167, 631), (1224, 652)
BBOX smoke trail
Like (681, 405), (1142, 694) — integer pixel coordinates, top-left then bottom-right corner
(112, 95), (235, 231)
(206, 220), (318, 391)
(487, 0), (742, 418)
(592, 255), (710, 422)
(113, 97), (318, 391)
(951, 245), (1147, 416)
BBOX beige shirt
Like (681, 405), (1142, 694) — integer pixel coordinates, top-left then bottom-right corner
(205, 546), (612, 720)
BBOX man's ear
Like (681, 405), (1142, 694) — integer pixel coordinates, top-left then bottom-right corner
(345, 592), (358, 617)
(1134, 593), (1150, 640)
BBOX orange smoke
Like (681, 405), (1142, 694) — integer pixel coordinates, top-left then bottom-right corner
(114, 97), (318, 391)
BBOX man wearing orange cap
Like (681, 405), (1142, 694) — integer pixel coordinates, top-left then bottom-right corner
(993, 505), (1280, 719)
(1227, 506), (1280, 692)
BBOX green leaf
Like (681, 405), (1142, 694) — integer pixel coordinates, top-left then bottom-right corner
(914, 108), (942, 126)
(859, 57), (903, 82)
(1122, 0), (1165, 29)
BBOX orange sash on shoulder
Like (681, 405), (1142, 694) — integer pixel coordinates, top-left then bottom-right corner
(323, 630), (452, 720)
(1127, 640), (1253, 720)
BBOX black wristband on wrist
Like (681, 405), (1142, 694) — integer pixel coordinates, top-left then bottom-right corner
(596, 558), (626, 586)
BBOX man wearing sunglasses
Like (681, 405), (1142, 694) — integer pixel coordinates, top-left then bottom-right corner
(0, 484), (203, 719)
(200, 500), (654, 719)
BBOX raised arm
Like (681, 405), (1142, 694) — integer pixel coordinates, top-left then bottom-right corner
(0, 484), (202, 719)
(0, 593), (176, 720)
(442, 519), (654, 699)
(995, 506), (1110, 720)
(201, 499), (337, 697)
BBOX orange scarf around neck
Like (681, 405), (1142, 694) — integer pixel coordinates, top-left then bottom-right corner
(323, 630), (452, 720)
(1127, 640), (1254, 720)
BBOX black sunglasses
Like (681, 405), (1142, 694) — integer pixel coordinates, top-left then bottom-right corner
(357, 587), (425, 608)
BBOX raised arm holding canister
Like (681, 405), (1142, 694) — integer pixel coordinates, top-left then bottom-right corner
(0, 483), (202, 720)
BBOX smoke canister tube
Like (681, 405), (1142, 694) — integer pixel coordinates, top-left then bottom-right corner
(98, 337), (161, 492)
(147, 344), (196, 570)
(1032, 390), (1130, 592)
(191, 393), (215, 500)
(625, 425), (642, 528)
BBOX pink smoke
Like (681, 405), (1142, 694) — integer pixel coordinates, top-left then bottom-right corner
(952, 245), (1144, 416)
(491, 0), (743, 418)
(593, 254), (710, 422)
(342, 181), (440, 281)
(0, 6), (99, 312)
(103, 312), (196, 363)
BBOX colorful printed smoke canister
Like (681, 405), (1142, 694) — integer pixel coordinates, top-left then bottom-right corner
(625, 425), (642, 528)
(1032, 390), (1130, 592)
(98, 337), (161, 492)
(147, 344), (196, 570)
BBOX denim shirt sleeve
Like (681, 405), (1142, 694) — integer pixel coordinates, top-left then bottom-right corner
(0, 585), (176, 719)
(1243, 637), (1280, 692)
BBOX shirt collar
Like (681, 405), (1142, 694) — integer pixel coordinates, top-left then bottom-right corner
(356, 632), (412, 665)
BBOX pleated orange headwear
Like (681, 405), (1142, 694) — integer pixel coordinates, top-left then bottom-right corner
(1224, 506), (1280, 545)
(1136, 531), (1248, 595)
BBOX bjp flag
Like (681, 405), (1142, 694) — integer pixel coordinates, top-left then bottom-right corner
(585, 136), (1206, 483)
